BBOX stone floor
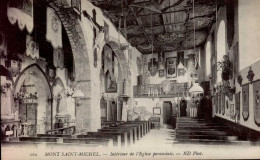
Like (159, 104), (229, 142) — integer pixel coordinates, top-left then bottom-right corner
(2, 124), (260, 159)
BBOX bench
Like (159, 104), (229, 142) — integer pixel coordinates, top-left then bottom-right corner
(63, 138), (113, 147)
(77, 134), (121, 147)
(149, 117), (160, 129)
(99, 129), (130, 146)
(37, 134), (71, 138)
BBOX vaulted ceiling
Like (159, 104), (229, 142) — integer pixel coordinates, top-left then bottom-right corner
(89, 0), (216, 54)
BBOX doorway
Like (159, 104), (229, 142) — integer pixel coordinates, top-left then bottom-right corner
(163, 101), (173, 125)
(180, 100), (187, 117)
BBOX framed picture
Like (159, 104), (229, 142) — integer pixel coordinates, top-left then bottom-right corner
(166, 57), (177, 78)
(153, 107), (161, 115)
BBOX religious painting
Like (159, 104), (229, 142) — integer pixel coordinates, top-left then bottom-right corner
(253, 80), (260, 126)
(235, 92), (240, 122)
(105, 71), (117, 93)
(104, 21), (109, 42)
(148, 58), (158, 76)
(242, 84), (249, 121)
(166, 57), (177, 78)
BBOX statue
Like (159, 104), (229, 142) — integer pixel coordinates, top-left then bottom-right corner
(56, 89), (67, 116)
(1, 82), (15, 120)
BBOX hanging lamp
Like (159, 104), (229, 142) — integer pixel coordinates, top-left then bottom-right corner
(189, 0), (204, 98)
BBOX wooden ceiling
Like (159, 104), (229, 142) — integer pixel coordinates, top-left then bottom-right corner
(89, 0), (216, 54)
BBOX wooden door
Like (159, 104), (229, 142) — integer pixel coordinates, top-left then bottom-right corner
(163, 102), (173, 124)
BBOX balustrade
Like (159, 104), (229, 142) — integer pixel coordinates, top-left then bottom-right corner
(134, 82), (189, 98)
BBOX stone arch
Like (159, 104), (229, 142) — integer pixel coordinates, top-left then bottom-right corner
(14, 64), (52, 133)
(47, 1), (92, 132)
(216, 20), (226, 83)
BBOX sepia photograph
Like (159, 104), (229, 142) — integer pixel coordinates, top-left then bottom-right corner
(1, 0), (260, 159)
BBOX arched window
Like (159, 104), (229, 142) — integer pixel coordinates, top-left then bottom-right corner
(205, 41), (211, 77)
(217, 20), (226, 83)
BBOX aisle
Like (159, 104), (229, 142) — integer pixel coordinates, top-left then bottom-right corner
(131, 125), (175, 149)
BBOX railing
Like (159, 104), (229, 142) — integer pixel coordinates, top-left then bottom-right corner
(133, 83), (189, 98)
(46, 126), (76, 135)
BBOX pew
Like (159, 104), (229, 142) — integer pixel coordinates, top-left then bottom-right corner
(106, 125), (138, 143)
(99, 128), (131, 146)
(63, 138), (113, 147)
(77, 134), (121, 147)
(94, 130), (128, 147)
(19, 137), (60, 143)
(37, 134), (71, 138)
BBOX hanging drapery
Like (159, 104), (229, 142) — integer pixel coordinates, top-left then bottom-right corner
(0, 31), (7, 57)
(242, 84), (249, 121)
(26, 35), (39, 59)
(46, 7), (62, 49)
(253, 80), (260, 125)
(53, 48), (64, 70)
(7, 0), (34, 33)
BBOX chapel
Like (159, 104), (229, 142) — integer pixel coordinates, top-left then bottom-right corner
(1, 0), (260, 154)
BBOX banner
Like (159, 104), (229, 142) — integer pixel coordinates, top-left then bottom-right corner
(7, 0), (33, 33)
(166, 57), (177, 78)
(242, 84), (249, 121)
(26, 35), (39, 59)
(253, 80), (260, 125)
(46, 7), (62, 49)
(53, 48), (64, 69)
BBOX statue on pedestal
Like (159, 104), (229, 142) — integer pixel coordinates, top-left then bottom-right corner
(56, 89), (67, 116)
(1, 82), (15, 120)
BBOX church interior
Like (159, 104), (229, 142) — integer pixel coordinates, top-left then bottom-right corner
(1, 0), (260, 156)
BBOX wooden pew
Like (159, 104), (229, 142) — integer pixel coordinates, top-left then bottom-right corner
(93, 130), (127, 147)
(121, 122), (144, 138)
(37, 134), (71, 138)
(106, 125), (138, 143)
(99, 128), (131, 146)
(63, 138), (113, 147)
(19, 137), (60, 143)
(77, 134), (121, 147)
